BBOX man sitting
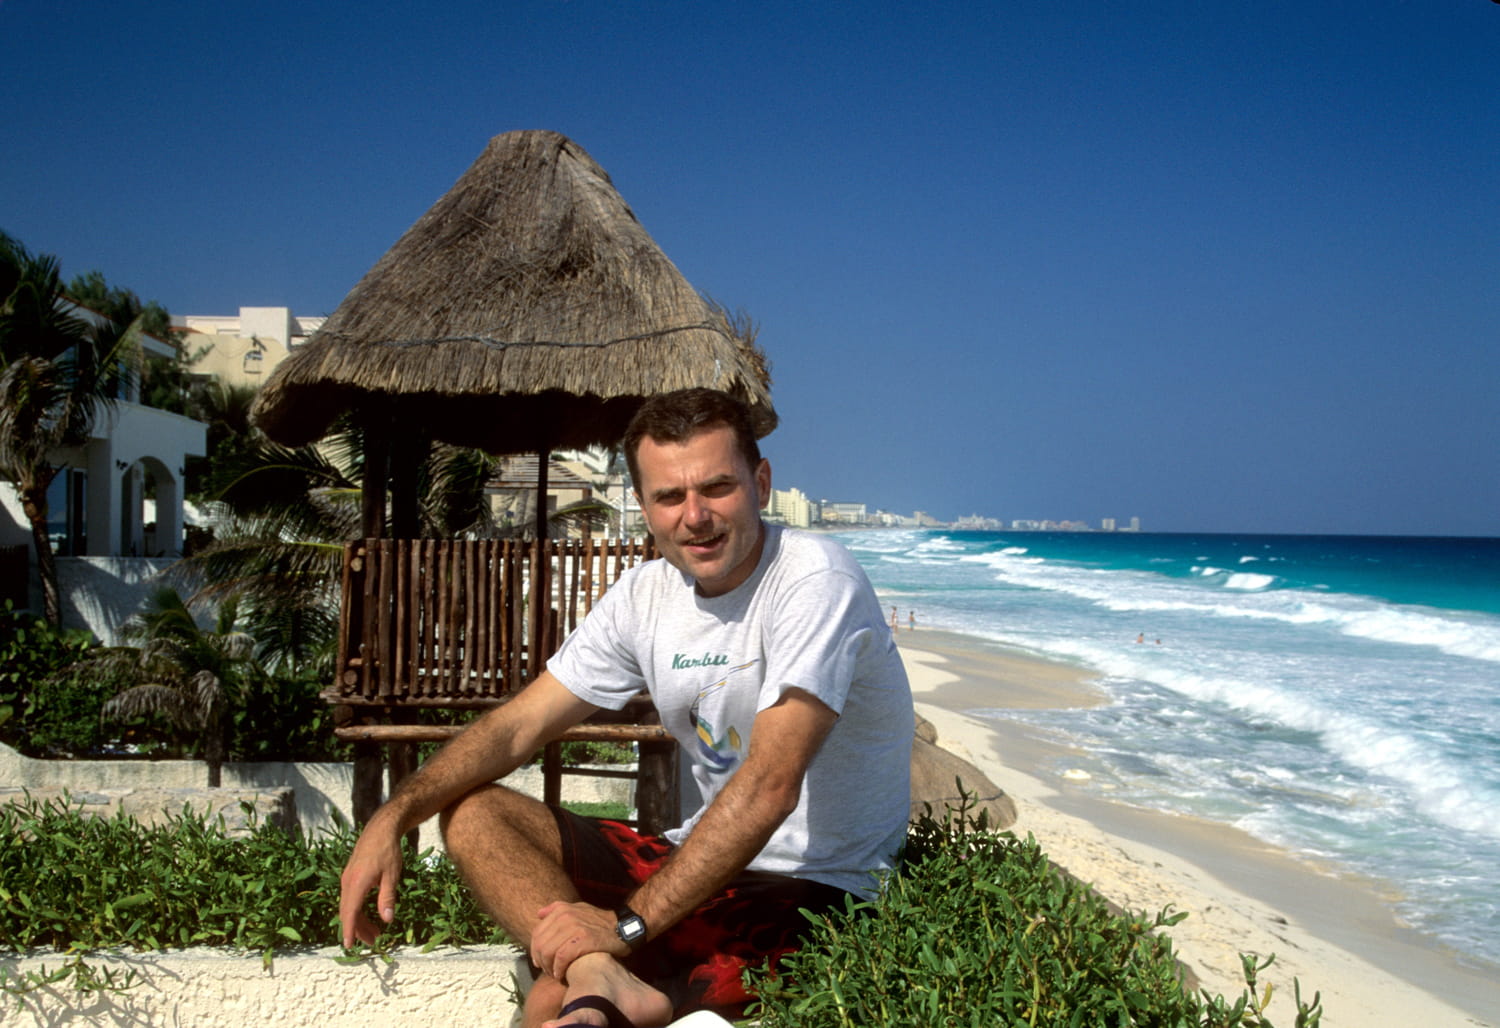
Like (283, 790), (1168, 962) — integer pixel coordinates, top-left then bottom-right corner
(339, 388), (913, 1027)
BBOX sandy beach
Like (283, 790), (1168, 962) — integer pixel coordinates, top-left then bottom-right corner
(901, 629), (1499, 1027)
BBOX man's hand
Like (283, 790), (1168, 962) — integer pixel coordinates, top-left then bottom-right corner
(330, 674), (602, 950)
(530, 900), (628, 981)
(339, 816), (404, 948)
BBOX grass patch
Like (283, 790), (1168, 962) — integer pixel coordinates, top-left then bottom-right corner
(562, 800), (634, 821)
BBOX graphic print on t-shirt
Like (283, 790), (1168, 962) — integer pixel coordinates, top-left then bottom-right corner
(688, 659), (760, 772)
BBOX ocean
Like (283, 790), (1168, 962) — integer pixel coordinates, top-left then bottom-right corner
(836, 529), (1500, 971)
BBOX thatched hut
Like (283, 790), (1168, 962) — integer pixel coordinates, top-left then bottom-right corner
(251, 129), (774, 462)
(247, 130), (772, 826)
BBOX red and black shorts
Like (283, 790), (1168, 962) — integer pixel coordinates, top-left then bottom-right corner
(549, 807), (855, 1019)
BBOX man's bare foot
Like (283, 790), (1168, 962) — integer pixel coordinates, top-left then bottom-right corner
(539, 951), (673, 1028)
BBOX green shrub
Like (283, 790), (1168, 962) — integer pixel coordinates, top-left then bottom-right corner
(0, 793), (504, 965)
(0, 794), (1321, 1027)
(745, 799), (1322, 1027)
(230, 668), (350, 763)
(0, 603), (117, 757)
(0, 601), (351, 763)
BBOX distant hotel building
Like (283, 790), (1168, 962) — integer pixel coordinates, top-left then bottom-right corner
(765, 486), (813, 528)
(174, 307), (326, 388)
(818, 501), (868, 526)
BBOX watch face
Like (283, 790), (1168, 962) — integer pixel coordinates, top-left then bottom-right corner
(617, 912), (646, 944)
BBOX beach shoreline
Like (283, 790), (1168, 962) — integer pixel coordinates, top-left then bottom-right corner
(898, 628), (1500, 1027)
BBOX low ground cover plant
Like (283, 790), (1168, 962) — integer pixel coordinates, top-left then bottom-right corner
(0, 794), (500, 962)
(0, 794), (1320, 1025)
(746, 798), (1321, 1027)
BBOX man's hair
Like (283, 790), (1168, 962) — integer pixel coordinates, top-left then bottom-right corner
(623, 388), (762, 489)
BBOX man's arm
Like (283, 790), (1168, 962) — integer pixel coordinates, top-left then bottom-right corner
(531, 687), (836, 977)
(339, 671), (599, 947)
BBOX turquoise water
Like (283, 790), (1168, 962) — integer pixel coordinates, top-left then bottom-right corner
(838, 530), (1500, 968)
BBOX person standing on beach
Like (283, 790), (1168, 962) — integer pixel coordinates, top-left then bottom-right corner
(338, 388), (914, 1028)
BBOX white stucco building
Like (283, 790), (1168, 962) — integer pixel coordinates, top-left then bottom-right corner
(0, 308), (207, 639)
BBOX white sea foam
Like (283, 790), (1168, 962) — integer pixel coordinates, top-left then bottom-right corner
(1034, 637), (1500, 844)
(960, 547), (1500, 665)
(1223, 572), (1277, 591)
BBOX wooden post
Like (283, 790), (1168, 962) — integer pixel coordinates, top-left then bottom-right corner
(354, 410), (388, 822)
(543, 741), (563, 807)
(388, 706), (421, 850)
(336, 701), (384, 826)
(534, 451), (549, 540)
(361, 419), (390, 541)
(389, 428), (426, 540)
(352, 743), (384, 825)
(636, 741), (679, 837)
(634, 701), (677, 836)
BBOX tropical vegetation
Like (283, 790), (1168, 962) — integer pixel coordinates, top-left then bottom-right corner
(0, 794), (1321, 1026)
(0, 232), (143, 626)
(82, 587), (256, 786)
(0, 601), (101, 754)
(0, 596), (346, 765)
(747, 798), (1321, 1027)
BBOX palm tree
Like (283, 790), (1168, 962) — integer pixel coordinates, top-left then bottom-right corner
(0, 233), (140, 625)
(182, 378), (262, 503)
(181, 430), (362, 676)
(96, 587), (257, 787)
(175, 417), (493, 670)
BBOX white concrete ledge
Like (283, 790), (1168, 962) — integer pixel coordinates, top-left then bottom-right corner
(0, 945), (530, 1026)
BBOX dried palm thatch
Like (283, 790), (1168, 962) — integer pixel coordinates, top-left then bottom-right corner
(251, 130), (775, 453)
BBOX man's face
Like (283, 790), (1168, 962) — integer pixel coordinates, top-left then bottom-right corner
(633, 424), (771, 598)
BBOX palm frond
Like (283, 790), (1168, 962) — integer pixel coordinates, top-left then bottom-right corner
(102, 683), (204, 731)
(190, 670), (226, 721)
(218, 632), (255, 663)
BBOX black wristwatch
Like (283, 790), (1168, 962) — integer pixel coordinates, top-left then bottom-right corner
(615, 906), (648, 951)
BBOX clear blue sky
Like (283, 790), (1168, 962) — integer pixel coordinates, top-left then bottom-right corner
(5, 1), (1497, 535)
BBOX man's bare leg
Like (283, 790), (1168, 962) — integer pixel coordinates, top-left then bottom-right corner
(439, 785), (672, 1028)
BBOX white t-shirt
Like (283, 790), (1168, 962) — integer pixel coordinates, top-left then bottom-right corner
(548, 524), (913, 897)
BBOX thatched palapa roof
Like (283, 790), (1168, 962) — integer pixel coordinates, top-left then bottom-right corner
(251, 129), (774, 452)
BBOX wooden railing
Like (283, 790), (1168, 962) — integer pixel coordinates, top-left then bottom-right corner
(330, 536), (658, 705)
(328, 536), (678, 831)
